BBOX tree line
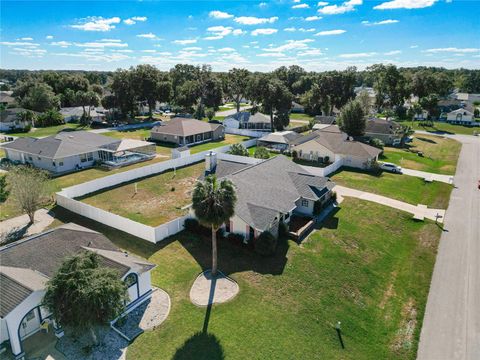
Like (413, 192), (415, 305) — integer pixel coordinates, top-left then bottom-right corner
(2, 65), (479, 130)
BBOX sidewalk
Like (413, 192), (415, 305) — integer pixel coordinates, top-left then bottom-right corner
(401, 168), (454, 184)
(334, 185), (445, 222)
(0, 208), (55, 237)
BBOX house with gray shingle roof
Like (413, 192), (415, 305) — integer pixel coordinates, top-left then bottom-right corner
(0, 223), (155, 359)
(59, 106), (105, 123)
(1, 130), (156, 174)
(223, 111), (272, 131)
(203, 154), (334, 241)
(292, 125), (382, 169)
(364, 118), (405, 146)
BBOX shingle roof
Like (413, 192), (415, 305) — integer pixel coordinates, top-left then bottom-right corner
(293, 126), (382, 158)
(225, 112), (271, 124)
(365, 118), (403, 135)
(199, 159), (251, 180)
(222, 156), (334, 231)
(0, 223), (155, 317)
(151, 117), (222, 137)
(447, 108), (474, 116)
(314, 115), (336, 125)
(1, 131), (120, 159)
(258, 131), (301, 145)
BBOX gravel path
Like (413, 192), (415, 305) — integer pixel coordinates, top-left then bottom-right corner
(190, 270), (239, 306)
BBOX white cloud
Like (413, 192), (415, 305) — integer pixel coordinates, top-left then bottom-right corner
(424, 47), (480, 53)
(292, 4), (310, 9)
(251, 28), (278, 36)
(293, 0), (301, 2)
(0, 41), (40, 47)
(284, 27), (297, 32)
(384, 50), (402, 55)
(362, 19), (399, 26)
(257, 52), (285, 57)
(298, 49), (323, 56)
(137, 33), (160, 40)
(410, 45), (419, 48)
(132, 16), (147, 21)
(339, 52), (377, 58)
(259, 2), (268, 8)
(207, 26), (234, 36)
(10, 47), (47, 58)
(235, 16), (278, 25)
(17, 37), (33, 41)
(374, 0), (437, 10)
(50, 41), (72, 48)
(218, 47), (236, 52)
(209, 10), (234, 19)
(305, 16), (322, 21)
(46, 35), (53, 39)
(172, 39), (198, 45)
(70, 16), (121, 32)
(317, 1), (329, 5)
(264, 39), (313, 52)
(318, 0), (362, 15)
(74, 40), (128, 48)
(141, 50), (156, 53)
(315, 29), (346, 36)
(204, 36), (224, 41)
(183, 47), (202, 51)
(232, 29), (246, 35)
(124, 19), (135, 25)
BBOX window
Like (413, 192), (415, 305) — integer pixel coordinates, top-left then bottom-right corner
(87, 153), (93, 161)
(59, 161), (64, 166)
(28, 156), (33, 161)
(301, 199), (309, 207)
(80, 154), (87, 163)
(124, 273), (137, 288)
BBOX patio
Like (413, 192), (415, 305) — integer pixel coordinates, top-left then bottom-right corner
(288, 215), (315, 241)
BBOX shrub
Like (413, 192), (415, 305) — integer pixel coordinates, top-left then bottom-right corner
(369, 138), (385, 150)
(227, 232), (244, 245)
(229, 143), (249, 157)
(254, 231), (277, 256)
(254, 146), (270, 159)
(292, 150), (298, 160)
(184, 218), (199, 232)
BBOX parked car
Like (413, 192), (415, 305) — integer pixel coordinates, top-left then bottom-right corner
(380, 162), (402, 174)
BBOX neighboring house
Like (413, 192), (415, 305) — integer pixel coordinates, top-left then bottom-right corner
(0, 91), (15, 107)
(202, 154), (335, 241)
(445, 109), (478, 126)
(150, 117), (224, 146)
(0, 223), (155, 360)
(292, 125), (382, 169)
(1, 131), (156, 173)
(314, 115), (336, 125)
(0, 108), (36, 132)
(59, 106), (105, 123)
(291, 101), (305, 113)
(223, 112), (272, 131)
(364, 118), (405, 146)
(413, 110), (429, 121)
(257, 131), (301, 152)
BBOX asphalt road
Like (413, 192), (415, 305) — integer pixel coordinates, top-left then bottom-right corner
(418, 133), (480, 360)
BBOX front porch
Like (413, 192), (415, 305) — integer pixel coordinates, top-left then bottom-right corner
(179, 131), (215, 146)
(1, 328), (65, 360)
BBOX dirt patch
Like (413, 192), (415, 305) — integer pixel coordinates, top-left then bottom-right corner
(416, 225), (440, 249)
(379, 271), (397, 311)
(391, 298), (418, 353)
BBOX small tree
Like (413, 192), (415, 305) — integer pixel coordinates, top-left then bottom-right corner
(0, 175), (9, 203)
(338, 100), (365, 137)
(7, 166), (50, 223)
(254, 146), (270, 159)
(44, 251), (128, 345)
(192, 176), (237, 276)
(206, 108), (215, 121)
(369, 138), (385, 150)
(228, 143), (249, 157)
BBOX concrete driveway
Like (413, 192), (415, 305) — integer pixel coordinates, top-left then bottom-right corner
(418, 133), (480, 360)
(401, 168), (454, 184)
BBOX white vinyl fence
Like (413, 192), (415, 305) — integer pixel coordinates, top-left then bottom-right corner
(56, 139), (258, 243)
(225, 128), (267, 138)
(299, 158), (344, 177)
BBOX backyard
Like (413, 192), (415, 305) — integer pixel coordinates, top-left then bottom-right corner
(382, 134), (461, 175)
(77, 161), (205, 226)
(4, 123), (89, 138)
(400, 120), (479, 136)
(50, 198), (441, 360)
(330, 168), (453, 209)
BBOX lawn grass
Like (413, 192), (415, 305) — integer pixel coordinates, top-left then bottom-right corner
(78, 162), (205, 226)
(50, 198), (440, 360)
(382, 134), (461, 175)
(400, 120), (479, 136)
(188, 135), (250, 154)
(4, 123), (88, 138)
(330, 168), (452, 209)
(290, 113), (314, 121)
(247, 145), (277, 158)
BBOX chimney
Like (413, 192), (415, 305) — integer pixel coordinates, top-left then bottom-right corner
(205, 151), (217, 173)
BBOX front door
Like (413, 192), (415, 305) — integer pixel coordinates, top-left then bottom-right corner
(20, 309), (41, 339)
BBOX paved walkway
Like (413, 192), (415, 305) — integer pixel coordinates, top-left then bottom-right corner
(418, 133), (480, 360)
(334, 185), (446, 222)
(0, 208), (55, 237)
(190, 270), (239, 306)
(401, 168), (454, 184)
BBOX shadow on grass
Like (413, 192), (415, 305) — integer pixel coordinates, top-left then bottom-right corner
(172, 332), (225, 360)
(416, 136), (437, 144)
(329, 166), (383, 179)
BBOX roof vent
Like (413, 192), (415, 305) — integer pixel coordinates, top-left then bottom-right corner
(124, 251), (129, 257)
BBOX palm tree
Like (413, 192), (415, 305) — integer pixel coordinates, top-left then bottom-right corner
(192, 175), (236, 277)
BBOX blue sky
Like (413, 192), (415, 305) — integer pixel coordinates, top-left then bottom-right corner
(1, 0), (479, 71)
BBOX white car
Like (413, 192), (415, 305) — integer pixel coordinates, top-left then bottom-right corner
(380, 162), (402, 174)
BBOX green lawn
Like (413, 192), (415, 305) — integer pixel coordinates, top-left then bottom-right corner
(330, 168), (452, 209)
(50, 198), (440, 360)
(290, 113), (314, 121)
(247, 146), (278, 158)
(102, 129), (174, 157)
(400, 120), (480, 136)
(4, 123), (88, 138)
(78, 162), (205, 226)
(188, 135), (250, 154)
(382, 134), (461, 175)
